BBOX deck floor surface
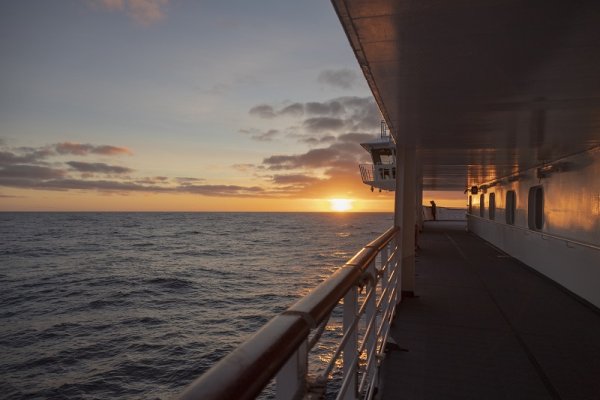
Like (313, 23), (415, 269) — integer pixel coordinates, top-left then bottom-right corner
(380, 221), (600, 400)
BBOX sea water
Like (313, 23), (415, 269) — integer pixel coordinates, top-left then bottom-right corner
(0, 212), (393, 399)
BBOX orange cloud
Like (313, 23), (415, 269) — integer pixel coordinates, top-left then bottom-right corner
(55, 142), (132, 156)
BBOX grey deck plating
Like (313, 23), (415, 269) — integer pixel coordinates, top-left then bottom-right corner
(381, 221), (600, 400)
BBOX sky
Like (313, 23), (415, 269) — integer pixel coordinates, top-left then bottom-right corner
(0, 0), (459, 212)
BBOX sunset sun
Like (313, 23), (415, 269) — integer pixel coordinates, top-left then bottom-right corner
(329, 198), (353, 212)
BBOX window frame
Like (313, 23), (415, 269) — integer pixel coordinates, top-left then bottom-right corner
(488, 193), (496, 220)
(479, 194), (485, 217)
(528, 186), (544, 230)
(505, 190), (516, 225)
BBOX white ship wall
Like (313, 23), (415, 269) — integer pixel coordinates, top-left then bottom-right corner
(467, 147), (600, 308)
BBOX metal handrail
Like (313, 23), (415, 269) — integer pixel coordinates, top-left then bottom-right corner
(359, 164), (396, 184)
(178, 226), (400, 400)
(359, 164), (374, 183)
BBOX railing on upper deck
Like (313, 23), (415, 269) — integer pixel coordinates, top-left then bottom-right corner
(179, 226), (402, 400)
(359, 164), (396, 185)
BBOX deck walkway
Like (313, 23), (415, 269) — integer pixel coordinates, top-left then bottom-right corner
(380, 221), (600, 400)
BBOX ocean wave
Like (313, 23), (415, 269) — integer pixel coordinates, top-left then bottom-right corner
(0, 212), (392, 399)
(146, 277), (195, 290)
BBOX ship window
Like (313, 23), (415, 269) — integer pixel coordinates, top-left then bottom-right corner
(380, 154), (394, 164)
(479, 194), (485, 217)
(468, 195), (472, 214)
(373, 148), (394, 164)
(528, 186), (544, 230)
(489, 193), (496, 220)
(505, 191), (516, 225)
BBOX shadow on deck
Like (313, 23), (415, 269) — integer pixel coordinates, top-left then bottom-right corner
(381, 221), (600, 400)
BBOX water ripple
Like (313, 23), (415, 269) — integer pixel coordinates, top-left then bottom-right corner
(0, 212), (392, 399)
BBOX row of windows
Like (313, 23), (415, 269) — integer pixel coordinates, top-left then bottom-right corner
(469, 186), (544, 230)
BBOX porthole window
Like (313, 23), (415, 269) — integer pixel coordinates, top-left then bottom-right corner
(505, 190), (516, 225)
(528, 186), (544, 230)
(489, 193), (496, 220)
(468, 195), (473, 214)
(479, 194), (485, 217)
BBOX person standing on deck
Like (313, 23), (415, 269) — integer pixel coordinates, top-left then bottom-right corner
(430, 200), (437, 221)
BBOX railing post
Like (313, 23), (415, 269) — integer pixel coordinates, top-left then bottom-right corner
(276, 338), (308, 400)
(381, 245), (389, 282)
(343, 286), (358, 400)
(365, 260), (378, 394)
(394, 234), (402, 305)
(381, 242), (392, 320)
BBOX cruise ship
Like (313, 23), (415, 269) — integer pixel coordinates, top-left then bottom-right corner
(179, 1), (600, 398)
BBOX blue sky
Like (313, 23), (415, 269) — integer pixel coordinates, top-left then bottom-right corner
(0, 0), (396, 211)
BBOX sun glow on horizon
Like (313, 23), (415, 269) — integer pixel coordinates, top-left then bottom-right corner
(329, 198), (353, 212)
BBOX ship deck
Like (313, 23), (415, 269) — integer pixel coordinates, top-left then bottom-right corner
(380, 221), (600, 400)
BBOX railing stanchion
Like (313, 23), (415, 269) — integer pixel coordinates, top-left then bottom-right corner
(395, 233), (402, 305)
(343, 286), (358, 400)
(365, 260), (378, 395)
(276, 338), (308, 400)
(381, 245), (388, 276)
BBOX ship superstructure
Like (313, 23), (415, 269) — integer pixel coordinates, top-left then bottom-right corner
(334, 0), (600, 308)
(359, 121), (396, 192)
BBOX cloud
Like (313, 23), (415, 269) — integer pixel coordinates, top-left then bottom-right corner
(66, 161), (134, 174)
(0, 142), (270, 198)
(134, 176), (169, 184)
(249, 104), (277, 119)
(253, 129), (279, 141)
(256, 123), (385, 198)
(305, 101), (344, 116)
(0, 150), (44, 166)
(177, 184), (265, 197)
(246, 96), (380, 143)
(232, 163), (257, 172)
(175, 177), (206, 184)
(317, 69), (359, 90)
(0, 165), (65, 180)
(240, 128), (280, 142)
(128, 0), (168, 25)
(300, 135), (336, 145)
(279, 103), (304, 117)
(238, 94), (385, 197)
(264, 147), (340, 170)
(303, 117), (345, 133)
(2, 94), (384, 202)
(42, 179), (165, 192)
(90, 0), (169, 26)
(272, 174), (320, 185)
(0, 176), (266, 198)
(55, 142), (132, 156)
(0, 144), (131, 168)
(337, 132), (376, 144)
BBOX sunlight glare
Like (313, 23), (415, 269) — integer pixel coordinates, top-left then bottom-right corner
(329, 198), (353, 212)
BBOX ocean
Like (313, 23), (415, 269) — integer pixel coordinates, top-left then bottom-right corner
(0, 212), (393, 399)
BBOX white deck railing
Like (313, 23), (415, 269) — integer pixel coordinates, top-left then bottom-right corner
(179, 227), (402, 400)
(359, 164), (396, 185)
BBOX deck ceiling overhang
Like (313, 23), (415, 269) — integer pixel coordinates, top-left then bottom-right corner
(333, 0), (600, 190)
